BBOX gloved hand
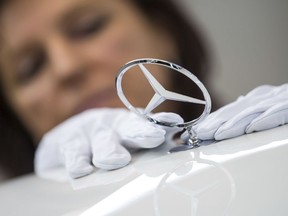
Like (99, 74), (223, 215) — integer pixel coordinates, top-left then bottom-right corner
(193, 84), (288, 141)
(35, 108), (183, 179)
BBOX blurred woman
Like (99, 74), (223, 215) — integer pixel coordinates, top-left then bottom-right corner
(0, 0), (213, 180)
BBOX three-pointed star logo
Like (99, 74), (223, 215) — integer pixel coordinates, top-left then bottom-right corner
(139, 64), (206, 115)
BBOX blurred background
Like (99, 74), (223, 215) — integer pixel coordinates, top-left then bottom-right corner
(178, 0), (288, 104)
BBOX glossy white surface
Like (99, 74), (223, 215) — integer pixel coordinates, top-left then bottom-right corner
(0, 125), (287, 216)
(81, 125), (288, 216)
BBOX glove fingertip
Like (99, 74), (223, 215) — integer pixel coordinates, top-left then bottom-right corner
(193, 125), (218, 140)
(152, 112), (184, 124)
(246, 109), (288, 134)
(66, 156), (94, 179)
(197, 132), (215, 141)
(93, 152), (131, 171)
(214, 124), (237, 140)
(139, 136), (166, 148)
(68, 165), (94, 179)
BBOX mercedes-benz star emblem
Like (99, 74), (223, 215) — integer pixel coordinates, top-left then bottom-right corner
(116, 58), (212, 152)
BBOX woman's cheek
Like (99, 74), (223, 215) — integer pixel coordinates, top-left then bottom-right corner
(10, 79), (55, 140)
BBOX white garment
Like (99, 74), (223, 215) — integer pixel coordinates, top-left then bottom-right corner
(35, 108), (183, 180)
(193, 84), (288, 140)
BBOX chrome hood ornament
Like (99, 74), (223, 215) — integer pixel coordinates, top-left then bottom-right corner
(116, 58), (211, 152)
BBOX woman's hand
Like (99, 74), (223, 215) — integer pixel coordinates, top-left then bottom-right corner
(34, 108), (183, 179)
(194, 84), (288, 141)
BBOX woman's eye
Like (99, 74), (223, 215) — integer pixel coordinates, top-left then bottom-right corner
(16, 52), (46, 84)
(68, 15), (110, 39)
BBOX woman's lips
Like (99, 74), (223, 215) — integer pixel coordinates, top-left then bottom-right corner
(75, 89), (120, 113)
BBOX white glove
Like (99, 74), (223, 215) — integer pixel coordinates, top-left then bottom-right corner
(35, 108), (183, 179)
(193, 84), (288, 141)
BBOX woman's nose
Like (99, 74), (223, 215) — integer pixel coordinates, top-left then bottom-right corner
(47, 37), (86, 87)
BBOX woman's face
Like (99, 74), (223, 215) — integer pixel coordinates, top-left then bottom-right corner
(0, 0), (177, 140)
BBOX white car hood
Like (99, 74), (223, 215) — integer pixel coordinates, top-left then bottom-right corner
(80, 125), (288, 216)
